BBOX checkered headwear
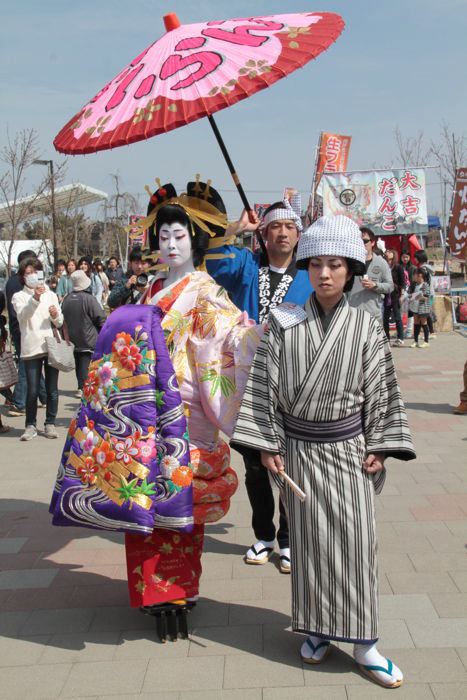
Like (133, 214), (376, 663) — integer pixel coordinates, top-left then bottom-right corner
(262, 189), (303, 233)
(297, 215), (366, 265)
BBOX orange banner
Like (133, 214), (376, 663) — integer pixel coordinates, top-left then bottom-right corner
(448, 168), (467, 260)
(316, 132), (352, 183)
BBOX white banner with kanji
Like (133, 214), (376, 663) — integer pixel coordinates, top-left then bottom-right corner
(319, 168), (428, 236)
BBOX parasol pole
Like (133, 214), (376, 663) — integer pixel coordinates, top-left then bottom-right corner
(207, 114), (267, 255)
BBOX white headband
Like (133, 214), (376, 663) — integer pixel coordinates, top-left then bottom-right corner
(262, 190), (303, 233)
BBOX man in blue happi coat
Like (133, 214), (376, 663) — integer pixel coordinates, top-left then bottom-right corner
(206, 190), (312, 573)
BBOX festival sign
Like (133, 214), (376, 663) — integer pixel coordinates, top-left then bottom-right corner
(252, 203), (271, 252)
(319, 168), (428, 236)
(128, 215), (147, 251)
(316, 132), (352, 183)
(254, 203), (271, 220)
(448, 168), (467, 259)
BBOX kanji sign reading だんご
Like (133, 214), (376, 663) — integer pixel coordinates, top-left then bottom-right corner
(319, 168), (428, 236)
(448, 168), (467, 260)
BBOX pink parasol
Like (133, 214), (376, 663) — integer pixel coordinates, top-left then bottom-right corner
(54, 12), (344, 215)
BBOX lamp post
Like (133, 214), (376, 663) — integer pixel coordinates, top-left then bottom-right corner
(33, 159), (58, 267)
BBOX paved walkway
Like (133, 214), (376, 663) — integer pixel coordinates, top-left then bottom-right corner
(0, 332), (466, 700)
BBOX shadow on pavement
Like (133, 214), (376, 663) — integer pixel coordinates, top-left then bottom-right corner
(405, 401), (458, 415)
(0, 498), (366, 680)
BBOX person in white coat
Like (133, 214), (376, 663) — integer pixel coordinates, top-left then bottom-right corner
(12, 258), (63, 441)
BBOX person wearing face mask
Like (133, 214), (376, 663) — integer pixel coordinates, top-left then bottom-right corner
(5, 249), (48, 416)
(12, 258), (63, 441)
(120, 180), (264, 630)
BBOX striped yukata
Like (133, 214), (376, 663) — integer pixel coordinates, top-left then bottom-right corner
(232, 294), (415, 643)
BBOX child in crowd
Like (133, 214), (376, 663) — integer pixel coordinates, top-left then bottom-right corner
(409, 267), (431, 348)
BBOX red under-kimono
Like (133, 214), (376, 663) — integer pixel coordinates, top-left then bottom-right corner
(125, 271), (263, 605)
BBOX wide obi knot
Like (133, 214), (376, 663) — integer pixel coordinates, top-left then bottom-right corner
(281, 412), (363, 443)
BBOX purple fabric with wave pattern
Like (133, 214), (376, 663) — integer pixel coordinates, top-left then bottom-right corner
(49, 305), (193, 535)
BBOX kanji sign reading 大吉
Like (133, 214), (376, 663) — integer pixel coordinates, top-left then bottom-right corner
(448, 168), (467, 260)
(319, 168), (428, 236)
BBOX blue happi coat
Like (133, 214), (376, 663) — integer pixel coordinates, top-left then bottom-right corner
(206, 245), (313, 322)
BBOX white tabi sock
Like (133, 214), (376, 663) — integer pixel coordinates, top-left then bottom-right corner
(279, 546), (291, 573)
(245, 539), (274, 562)
(300, 634), (330, 662)
(353, 643), (403, 685)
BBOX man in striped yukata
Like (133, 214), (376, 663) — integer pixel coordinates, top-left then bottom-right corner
(232, 215), (415, 689)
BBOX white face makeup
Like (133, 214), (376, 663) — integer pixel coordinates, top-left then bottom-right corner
(158, 222), (193, 268)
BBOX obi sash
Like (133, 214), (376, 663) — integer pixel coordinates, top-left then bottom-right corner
(281, 411), (363, 443)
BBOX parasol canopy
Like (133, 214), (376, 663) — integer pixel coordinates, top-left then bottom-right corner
(54, 12), (344, 155)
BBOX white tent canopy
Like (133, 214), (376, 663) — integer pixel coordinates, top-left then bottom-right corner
(0, 239), (53, 273)
(0, 183), (108, 226)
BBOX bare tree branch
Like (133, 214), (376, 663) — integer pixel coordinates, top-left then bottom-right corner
(429, 121), (467, 190)
(393, 126), (429, 168)
(0, 128), (67, 273)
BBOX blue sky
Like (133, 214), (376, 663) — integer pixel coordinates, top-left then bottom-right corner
(1, 0), (465, 218)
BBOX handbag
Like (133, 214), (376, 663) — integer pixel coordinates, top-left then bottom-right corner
(46, 324), (75, 373)
(0, 345), (18, 389)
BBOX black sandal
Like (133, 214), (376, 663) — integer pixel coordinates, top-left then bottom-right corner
(245, 543), (274, 565)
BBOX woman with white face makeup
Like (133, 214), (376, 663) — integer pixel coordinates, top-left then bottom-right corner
(123, 180), (264, 632)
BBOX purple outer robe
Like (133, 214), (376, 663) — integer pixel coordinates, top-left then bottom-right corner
(49, 305), (193, 535)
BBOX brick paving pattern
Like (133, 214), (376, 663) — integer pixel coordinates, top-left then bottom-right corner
(0, 332), (466, 699)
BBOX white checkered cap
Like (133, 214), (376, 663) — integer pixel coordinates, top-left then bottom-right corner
(296, 215), (366, 265)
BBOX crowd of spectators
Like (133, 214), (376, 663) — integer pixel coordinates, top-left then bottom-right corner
(0, 250), (154, 440)
(0, 234), (461, 439)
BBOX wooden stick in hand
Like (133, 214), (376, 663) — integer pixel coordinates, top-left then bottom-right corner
(280, 471), (306, 502)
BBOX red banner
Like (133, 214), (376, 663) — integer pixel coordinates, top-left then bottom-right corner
(128, 215), (147, 254)
(448, 168), (467, 260)
(316, 132), (352, 183)
(252, 203), (271, 252)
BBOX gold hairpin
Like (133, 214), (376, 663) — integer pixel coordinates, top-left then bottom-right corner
(193, 173), (203, 196)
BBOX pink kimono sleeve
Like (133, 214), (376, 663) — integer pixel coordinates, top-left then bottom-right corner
(189, 288), (264, 437)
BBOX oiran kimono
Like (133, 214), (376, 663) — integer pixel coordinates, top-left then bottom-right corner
(50, 304), (192, 535)
(125, 270), (264, 606)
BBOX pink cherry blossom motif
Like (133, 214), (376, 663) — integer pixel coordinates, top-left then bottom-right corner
(90, 389), (105, 412)
(97, 361), (117, 388)
(114, 435), (141, 464)
(160, 455), (180, 478)
(80, 428), (99, 455)
(137, 438), (157, 465)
